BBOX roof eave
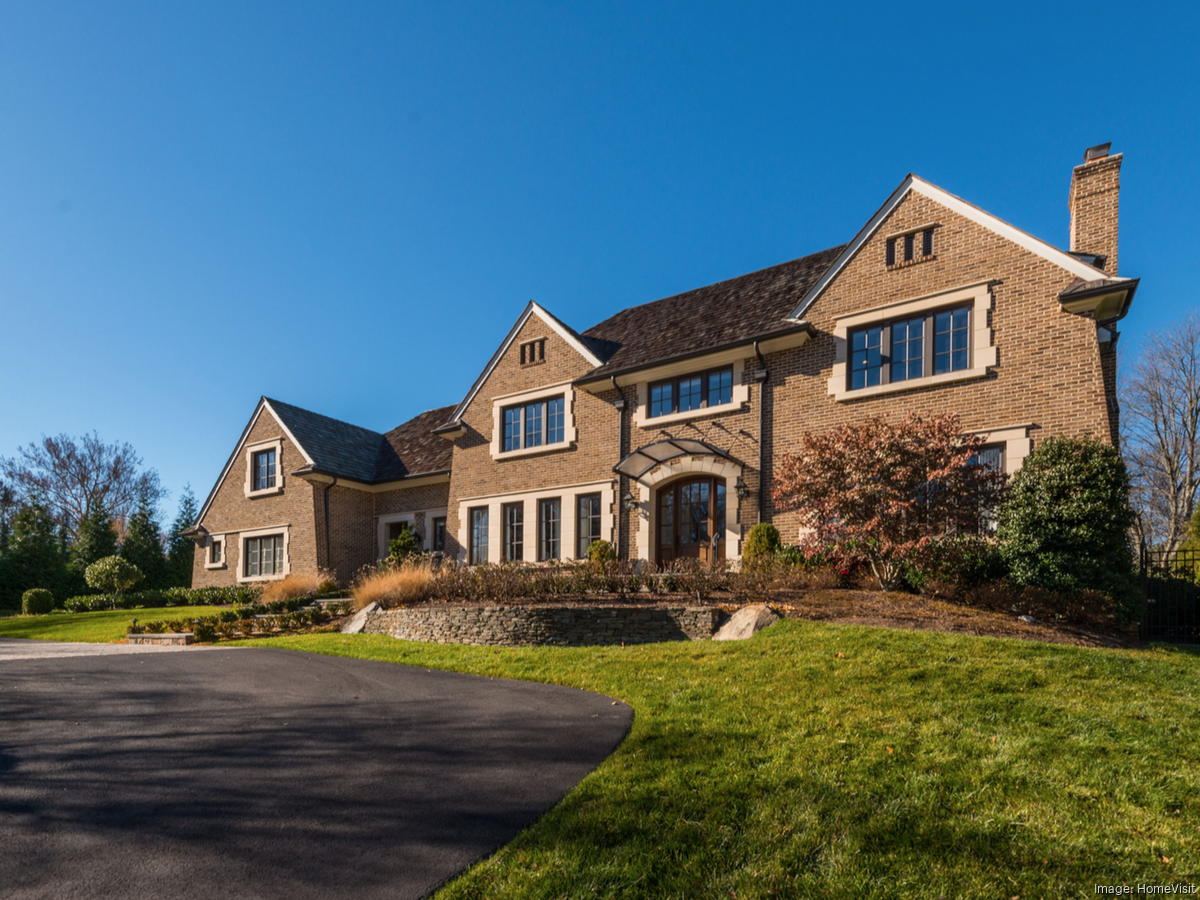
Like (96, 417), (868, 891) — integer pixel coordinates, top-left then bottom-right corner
(574, 322), (816, 387)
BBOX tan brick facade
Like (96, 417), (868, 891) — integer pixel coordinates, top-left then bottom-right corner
(191, 407), (319, 588)
(192, 157), (1129, 574)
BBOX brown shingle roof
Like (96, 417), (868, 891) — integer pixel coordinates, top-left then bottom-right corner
(577, 244), (846, 381)
(374, 405), (457, 481)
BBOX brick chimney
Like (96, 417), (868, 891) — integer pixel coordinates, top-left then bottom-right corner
(1068, 143), (1122, 275)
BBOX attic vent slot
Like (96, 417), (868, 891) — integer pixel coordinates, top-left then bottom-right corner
(520, 338), (546, 367)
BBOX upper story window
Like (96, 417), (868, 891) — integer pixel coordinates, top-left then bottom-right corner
(502, 396), (565, 452)
(520, 338), (546, 366)
(849, 305), (970, 391)
(648, 366), (734, 419)
(886, 226), (937, 267)
(252, 449), (276, 491)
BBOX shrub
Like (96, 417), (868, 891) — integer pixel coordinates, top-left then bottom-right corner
(85, 556), (143, 596)
(905, 536), (1008, 594)
(352, 562), (436, 610)
(586, 540), (615, 563)
(998, 436), (1138, 617)
(261, 571), (337, 604)
(742, 523), (781, 563)
(385, 527), (423, 567)
(773, 413), (1005, 590)
(21, 588), (55, 615)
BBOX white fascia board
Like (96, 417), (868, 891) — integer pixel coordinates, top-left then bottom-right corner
(260, 399), (316, 467)
(789, 174), (1119, 321)
(446, 301), (600, 423)
(194, 398), (315, 527)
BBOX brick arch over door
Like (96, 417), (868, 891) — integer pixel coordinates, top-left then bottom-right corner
(631, 456), (744, 563)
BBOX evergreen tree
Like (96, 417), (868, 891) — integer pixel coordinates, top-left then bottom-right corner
(0, 504), (69, 610)
(69, 508), (120, 595)
(166, 486), (198, 588)
(120, 503), (169, 590)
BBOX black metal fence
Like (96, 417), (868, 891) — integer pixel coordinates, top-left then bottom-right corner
(1140, 546), (1200, 641)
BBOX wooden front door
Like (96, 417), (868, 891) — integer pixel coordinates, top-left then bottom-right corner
(656, 476), (726, 564)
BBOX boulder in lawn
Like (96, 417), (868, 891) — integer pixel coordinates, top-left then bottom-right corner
(713, 604), (780, 641)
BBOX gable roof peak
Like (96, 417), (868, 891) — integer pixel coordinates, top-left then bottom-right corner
(788, 173), (1124, 320)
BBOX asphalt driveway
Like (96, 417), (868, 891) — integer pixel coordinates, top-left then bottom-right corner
(0, 646), (632, 900)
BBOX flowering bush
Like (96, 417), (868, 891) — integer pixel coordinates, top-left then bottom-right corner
(772, 413), (1006, 590)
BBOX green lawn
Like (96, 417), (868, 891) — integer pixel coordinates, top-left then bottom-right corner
(250, 624), (1200, 899)
(0, 607), (227, 642)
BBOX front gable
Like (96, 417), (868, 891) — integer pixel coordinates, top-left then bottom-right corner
(790, 175), (1113, 322)
(445, 302), (602, 436)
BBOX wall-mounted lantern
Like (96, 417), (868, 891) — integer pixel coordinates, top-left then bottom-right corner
(623, 491), (638, 511)
(735, 476), (751, 501)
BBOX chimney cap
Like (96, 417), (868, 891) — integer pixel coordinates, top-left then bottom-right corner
(1083, 142), (1112, 162)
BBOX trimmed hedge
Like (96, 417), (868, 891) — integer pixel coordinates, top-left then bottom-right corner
(128, 601), (353, 642)
(64, 584), (263, 613)
(21, 588), (55, 616)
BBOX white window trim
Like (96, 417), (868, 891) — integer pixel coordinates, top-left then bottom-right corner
(204, 535), (226, 570)
(828, 281), (997, 403)
(490, 382), (577, 460)
(456, 480), (615, 563)
(633, 358), (750, 428)
(244, 438), (285, 498)
(236, 525), (291, 583)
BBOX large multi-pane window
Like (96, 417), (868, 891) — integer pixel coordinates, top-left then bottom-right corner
(252, 449), (276, 491)
(469, 507), (489, 564)
(576, 493), (602, 558)
(502, 396), (566, 452)
(502, 503), (524, 561)
(848, 305), (970, 391)
(647, 366), (735, 418)
(244, 534), (284, 578)
(538, 498), (561, 561)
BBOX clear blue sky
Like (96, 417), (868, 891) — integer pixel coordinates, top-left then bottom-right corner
(2, 1), (1197, 519)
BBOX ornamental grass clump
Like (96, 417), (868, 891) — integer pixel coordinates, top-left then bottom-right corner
(352, 562), (436, 610)
(260, 570), (337, 604)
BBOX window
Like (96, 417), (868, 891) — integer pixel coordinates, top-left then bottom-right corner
(502, 502), (524, 561)
(576, 493), (602, 558)
(244, 534), (284, 578)
(848, 305), (970, 391)
(252, 449), (276, 491)
(209, 538), (223, 565)
(647, 366), (735, 418)
(469, 507), (489, 564)
(520, 338), (545, 366)
(538, 498), (561, 561)
(431, 517), (447, 553)
(967, 445), (1004, 534)
(501, 396), (566, 452)
(934, 307), (970, 375)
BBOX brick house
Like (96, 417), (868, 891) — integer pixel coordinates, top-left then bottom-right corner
(187, 145), (1137, 585)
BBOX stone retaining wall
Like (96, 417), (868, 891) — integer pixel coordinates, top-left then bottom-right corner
(362, 605), (725, 646)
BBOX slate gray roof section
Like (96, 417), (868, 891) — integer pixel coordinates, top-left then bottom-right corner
(577, 244), (846, 382)
(267, 398), (454, 485)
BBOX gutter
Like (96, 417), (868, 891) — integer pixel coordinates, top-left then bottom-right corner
(753, 340), (769, 524)
(324, 476), (338, 568)
(611, 375), (627, 558)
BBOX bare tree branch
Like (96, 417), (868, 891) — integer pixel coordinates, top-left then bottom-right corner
(1121, 312), (1200, 555)
(0, 432), (165, 540)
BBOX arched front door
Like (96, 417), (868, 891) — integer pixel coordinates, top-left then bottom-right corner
(656, 476), (726, 564)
